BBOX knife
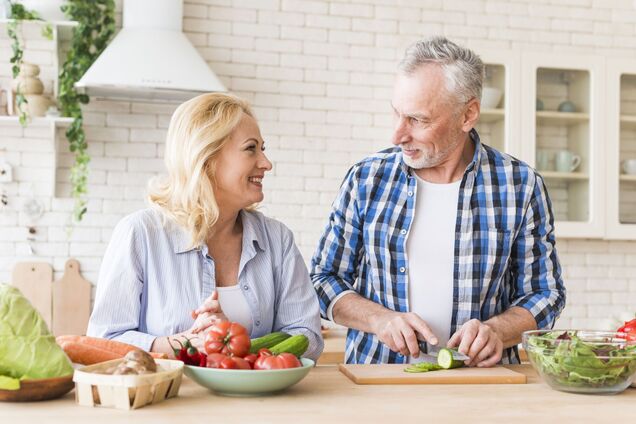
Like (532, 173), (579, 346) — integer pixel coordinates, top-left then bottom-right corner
(418, 341), (470, 361)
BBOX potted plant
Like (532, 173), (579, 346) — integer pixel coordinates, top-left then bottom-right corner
(58, 0), (115, 222)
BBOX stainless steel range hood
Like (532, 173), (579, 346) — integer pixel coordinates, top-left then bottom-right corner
(75, 0), (226, 102)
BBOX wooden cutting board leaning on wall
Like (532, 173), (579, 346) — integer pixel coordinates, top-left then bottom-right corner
(11, 259), (92, 336)
(339, 364), (527, 385)
(11, 262), (53, 328)
(52, 259), (92, 336)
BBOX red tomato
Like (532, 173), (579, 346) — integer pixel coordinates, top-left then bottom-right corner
(206, 353), (231, 369)
(253, 351), (301, 370)
(232, 357), (252, 370)
(204, 321), (251, 357)
(244, 353), (258, 368)
(205, 353), (252, 369)
(617, 319), (636, 341)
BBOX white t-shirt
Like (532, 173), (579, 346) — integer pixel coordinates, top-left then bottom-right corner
(407, 174), (461, 363)
(216, 285), (253, 334)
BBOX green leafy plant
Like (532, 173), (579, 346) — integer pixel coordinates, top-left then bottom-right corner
(58, 0), (115, 222)
(6, 1), (53, 126)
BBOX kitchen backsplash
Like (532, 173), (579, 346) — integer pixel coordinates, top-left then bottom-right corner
(0, 0), (635, 330)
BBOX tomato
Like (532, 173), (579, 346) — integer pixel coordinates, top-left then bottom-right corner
(232, 357), (252, 370)
(244, 353), (258, 368)
(205, 353), (251, 369)
(253, 351), (301, 370)
(617, 319), (636, 342)
(204, 321), (251, 357)
(206, 353), (232, 369)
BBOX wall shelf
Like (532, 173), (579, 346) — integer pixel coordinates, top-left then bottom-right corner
(479, 108), (505, 123)
(541, 171), (589, 181)
(536, 111), (589, 126)
(619, 174), (636, 182)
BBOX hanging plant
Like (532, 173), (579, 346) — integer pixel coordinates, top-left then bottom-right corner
(6, 1), (53, 126)
(58, 0), (115, 222)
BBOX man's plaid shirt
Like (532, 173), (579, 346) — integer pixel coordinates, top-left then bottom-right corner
(311, 130), (566, 364)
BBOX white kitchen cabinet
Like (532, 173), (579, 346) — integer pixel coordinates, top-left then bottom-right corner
(521, 52), (605, 239)
(605, 58), (636, 239)
(474, 49), (521, 157)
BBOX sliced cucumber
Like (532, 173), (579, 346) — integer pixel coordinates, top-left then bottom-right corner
(437, 348), (465, 369)
(403, 362), (443, 373)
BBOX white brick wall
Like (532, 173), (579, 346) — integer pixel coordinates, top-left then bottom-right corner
(1, 0), (635, 329)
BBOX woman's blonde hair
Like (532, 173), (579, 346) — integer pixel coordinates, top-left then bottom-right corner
(148, 92), (254, 248)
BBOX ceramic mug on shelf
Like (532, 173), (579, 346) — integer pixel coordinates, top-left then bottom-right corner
(622, 159), (636, 175)
(536, 150), (551, 171)
(555, 151), (581, 173)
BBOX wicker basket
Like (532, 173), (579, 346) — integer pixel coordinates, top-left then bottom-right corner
(73, 358), (183, 410)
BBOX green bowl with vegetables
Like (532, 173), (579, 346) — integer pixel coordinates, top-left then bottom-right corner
(522, 330), (636, 394)
(184, 358), (314, 397)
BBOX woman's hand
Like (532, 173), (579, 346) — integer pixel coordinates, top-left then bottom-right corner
(190, 291), (229, 334)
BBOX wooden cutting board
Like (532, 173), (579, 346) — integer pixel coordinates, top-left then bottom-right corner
(52, 259), (92, 336)
(339, 364), (527, 385)
(11, 262), (53, 328)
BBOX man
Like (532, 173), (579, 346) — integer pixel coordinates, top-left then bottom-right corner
(311, 36), (566, 366)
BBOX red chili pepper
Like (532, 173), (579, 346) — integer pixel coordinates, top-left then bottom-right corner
(168, 338), (207, 366)
(617, 318), (636, 342)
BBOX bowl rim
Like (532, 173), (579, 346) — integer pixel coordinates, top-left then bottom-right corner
(184, 357), (315, 374)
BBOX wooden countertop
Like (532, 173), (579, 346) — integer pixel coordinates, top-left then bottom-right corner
(1, 364), (633, 422)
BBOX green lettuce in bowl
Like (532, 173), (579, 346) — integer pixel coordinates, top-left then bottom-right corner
(522, 330), (636, 394)
(0, 284), (74, 391)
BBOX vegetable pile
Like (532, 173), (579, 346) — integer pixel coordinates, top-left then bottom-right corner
(174, 322), (309, 371)
(526, 330), (636, 390)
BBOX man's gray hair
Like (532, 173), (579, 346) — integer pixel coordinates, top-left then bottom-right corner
(398, 36), (484, 105)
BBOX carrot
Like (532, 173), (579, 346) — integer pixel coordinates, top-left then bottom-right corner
(60, 341), (122, 365)
(56, 334), (81, 345)
(76, 336), (140, 356)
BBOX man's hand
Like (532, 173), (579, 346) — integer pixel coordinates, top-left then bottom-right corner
(447, 319), (503, 367)
(370, 311), (439, 357)
(190, 291), (229, 334)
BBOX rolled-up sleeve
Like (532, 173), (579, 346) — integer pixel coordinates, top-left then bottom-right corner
(273, 227), (323, 361)
(86, 216), (156, 351)
(310, 165), (363, 320)
(510, 174), (566, 329)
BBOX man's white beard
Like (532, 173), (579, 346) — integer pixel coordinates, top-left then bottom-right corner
(402, 134), (464, 169)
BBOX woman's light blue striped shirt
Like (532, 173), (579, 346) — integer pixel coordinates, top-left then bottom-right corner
(87, 208), (323, 361)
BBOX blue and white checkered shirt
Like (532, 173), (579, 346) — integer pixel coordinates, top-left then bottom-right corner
(311, 130), (566, 364)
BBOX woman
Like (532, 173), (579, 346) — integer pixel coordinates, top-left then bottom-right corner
(87, 93), (323, 361)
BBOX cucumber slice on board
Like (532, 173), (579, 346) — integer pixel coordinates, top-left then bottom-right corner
(437, 348), (465, 369)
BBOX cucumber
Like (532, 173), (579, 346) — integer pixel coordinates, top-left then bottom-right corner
(249, 332), (291, 353)
(269, 334), (309, 357)
(437, 348), (465, 369)
(404, 362), (442, 373)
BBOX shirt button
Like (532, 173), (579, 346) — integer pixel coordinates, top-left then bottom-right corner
(243, 285), (249, 290)
(255, 321), (261, 326)
(399, 267), (406, 273)
(407, 191), (413, 196)
(400, 229), (406, 235)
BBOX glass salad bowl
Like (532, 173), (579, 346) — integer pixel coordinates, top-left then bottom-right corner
(522, 330), (636, 395)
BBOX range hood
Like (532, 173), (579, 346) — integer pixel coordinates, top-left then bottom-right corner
(75, 0), (226, 102)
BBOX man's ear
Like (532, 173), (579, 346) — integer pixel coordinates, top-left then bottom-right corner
(461, 98), (480, 132)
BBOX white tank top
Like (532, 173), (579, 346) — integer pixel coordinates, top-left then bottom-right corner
(406, 174), (461, 364)
(216, 285), (253, 334)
